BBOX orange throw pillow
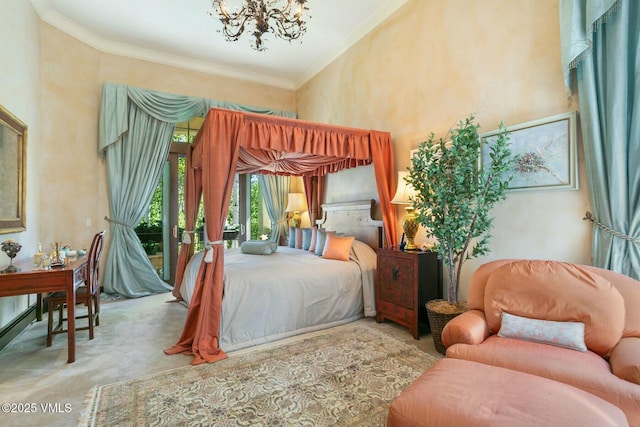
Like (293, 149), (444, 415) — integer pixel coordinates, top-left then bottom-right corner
(322, 234), (355, 261)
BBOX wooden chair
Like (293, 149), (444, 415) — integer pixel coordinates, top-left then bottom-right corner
(47, 230), (106, 347)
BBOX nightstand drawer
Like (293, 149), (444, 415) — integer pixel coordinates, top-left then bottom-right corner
(378, 256), (414, 310)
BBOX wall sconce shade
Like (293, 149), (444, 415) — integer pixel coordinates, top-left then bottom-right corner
(285, 192), (307, 227)
(391, 172), (419, 251)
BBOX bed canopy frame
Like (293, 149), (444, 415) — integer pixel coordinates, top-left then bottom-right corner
(164, 107), (398, 365)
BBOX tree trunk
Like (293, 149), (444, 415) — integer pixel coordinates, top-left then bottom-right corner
(448, 260), (457, 305)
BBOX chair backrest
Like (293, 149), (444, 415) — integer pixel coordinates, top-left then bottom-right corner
(484, 260), (625, 356)
(469, 260), (640, 328)
(86, 230), (106, 296)
(468, 259), (632, 356)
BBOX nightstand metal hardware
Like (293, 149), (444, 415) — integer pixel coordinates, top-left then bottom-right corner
(392, 267), (400, 280)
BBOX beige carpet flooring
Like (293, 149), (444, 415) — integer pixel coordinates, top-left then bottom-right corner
(0, 292), (441, 427)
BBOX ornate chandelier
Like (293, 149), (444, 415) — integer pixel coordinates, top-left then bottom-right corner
(210, 0), (310, 51)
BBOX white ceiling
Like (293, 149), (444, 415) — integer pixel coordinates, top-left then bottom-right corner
(30, 0), (408, 90)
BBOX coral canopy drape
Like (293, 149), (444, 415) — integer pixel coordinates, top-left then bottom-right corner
(165, 108), (397, 364)
(236, 112), (377, 175)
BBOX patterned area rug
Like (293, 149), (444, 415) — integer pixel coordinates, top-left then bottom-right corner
(79, 324), (440, 426)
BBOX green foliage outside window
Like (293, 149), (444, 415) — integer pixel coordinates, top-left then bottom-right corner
(250, 175), (262, 239)
(136, 124), (267, 255)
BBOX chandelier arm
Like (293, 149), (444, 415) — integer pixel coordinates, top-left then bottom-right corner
(213, 1), (255, 42)
(271, 18), (306, 40)
(221, 14), (253, 41)
(266, 5), (306, 40)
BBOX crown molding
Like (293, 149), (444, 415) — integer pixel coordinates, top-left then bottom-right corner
(33, 6), (296, 90)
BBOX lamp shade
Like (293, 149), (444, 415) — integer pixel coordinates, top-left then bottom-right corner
(285, 193), (307, 212)
(391, 171), (420, 251)
(391, 172), (417, 205)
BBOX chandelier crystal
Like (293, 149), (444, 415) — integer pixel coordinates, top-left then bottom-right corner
(210, 0), (310, 51)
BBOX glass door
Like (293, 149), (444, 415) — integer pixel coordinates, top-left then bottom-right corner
(135, 143), (187, 285)
(134, 115), (274, 285)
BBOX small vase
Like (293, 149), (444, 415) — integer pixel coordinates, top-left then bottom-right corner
(1, 240), (21, 273)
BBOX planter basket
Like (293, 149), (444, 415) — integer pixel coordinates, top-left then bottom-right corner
(425, 300), (467, 355)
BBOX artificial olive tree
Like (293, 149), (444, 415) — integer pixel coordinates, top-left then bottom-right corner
(408, 116), (514, 307)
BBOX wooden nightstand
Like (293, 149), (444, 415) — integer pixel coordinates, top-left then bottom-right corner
(375, 246), (443, 339)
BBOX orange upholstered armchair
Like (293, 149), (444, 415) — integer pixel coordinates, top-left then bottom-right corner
(442, 259), (640, 426)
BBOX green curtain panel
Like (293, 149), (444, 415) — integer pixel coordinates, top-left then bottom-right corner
(258, 174), (291, 244)
(99, 83), (295, 297)
(560, 0), (640, 278)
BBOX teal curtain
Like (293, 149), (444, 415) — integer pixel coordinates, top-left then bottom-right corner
(99, 83), (295, 297)
(560, 0), (640, 279)
(103, 106), (174, 297)
(258, 174), (291, 243)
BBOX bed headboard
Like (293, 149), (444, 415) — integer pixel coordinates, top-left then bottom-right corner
(316, 199), (384, 249)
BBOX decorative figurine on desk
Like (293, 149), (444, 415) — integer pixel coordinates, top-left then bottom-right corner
(1, 239), (22, 273)
(50, 242), (65, 268)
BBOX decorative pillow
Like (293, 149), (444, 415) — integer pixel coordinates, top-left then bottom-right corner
(240, 240), (276, 255)
(322, 234), (355, 261)
(314, 230), (328, 256)
(498, 312), (587, 352)
(288, 226), (296, 248)
(294, 227), (304, 249)
(301, 228), (313, 250)
(308, 227), (318, 252)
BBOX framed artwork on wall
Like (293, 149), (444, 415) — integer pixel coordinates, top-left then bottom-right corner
(480, 111), (578, 192)
(0, 104), (27, 234)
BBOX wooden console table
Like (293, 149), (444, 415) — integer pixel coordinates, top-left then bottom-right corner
(0, 256), (87, 363)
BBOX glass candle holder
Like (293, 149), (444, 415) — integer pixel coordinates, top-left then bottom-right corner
(41, 254), (51, 269)
(34, 252), (44, 268)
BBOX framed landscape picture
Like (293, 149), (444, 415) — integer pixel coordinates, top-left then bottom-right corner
(0, 104), (27, 233)
(480, 111), (578, 192)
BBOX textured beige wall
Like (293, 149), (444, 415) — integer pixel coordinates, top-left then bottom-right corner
(37, 23), (296, 257)
(0, 0), (42, 325)
(296, 0), (591, 299)
(39, 24), (103, 257)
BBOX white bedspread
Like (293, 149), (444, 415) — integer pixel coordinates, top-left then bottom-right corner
(180, 240), (377, 352)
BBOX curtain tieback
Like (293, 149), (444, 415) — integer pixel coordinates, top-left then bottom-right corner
(583, 212), (640, 244)
(182, 230), (195, 244)
(104, 216), (134, 229)
(204, 240), (224, 263)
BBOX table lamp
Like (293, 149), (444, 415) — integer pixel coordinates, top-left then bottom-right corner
(285, 192), (307, 227)
(391, 171), (419, 251)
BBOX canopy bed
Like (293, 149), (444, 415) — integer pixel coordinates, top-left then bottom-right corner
(179, 200), (383, 352)
(165, 107), (398, 364)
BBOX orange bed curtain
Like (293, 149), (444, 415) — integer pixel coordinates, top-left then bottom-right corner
(165, 108), (397, 364)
